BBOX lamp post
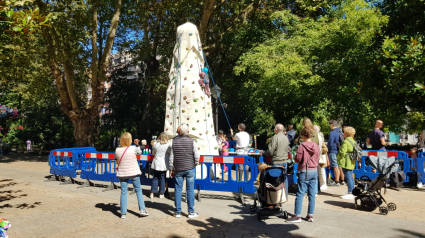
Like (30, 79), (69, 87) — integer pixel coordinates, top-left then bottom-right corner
(211, 86), (222, 135)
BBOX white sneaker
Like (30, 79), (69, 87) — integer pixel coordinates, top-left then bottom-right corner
(140, 210), (149, 217)
(121, 214), (126, 219)
(175, 212), (181, 218)
(149, 193), (154, 199)
(159, 194), (164, 199)
(417, 183), (423, 188)
(320, 185), (328, 190)
(315, 194), (318, 197)
(188, 212), (199, 219)
(341, 194), (355, 199)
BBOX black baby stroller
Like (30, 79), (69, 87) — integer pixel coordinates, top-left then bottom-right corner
(250, 166), (288, 220)
(353, 156), (399, 215)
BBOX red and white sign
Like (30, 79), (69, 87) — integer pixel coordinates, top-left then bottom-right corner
(362, 151), (398, 158)
(53, 151), (73, 157)
(136, 154), (154, 161)
(199, 156), (245, 164)
(85, 153), (115, 159)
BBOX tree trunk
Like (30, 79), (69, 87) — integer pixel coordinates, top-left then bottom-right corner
(72, 113), (97, 147)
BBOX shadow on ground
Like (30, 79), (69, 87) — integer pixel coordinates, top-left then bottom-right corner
(395, 229), (425, 238)
(0, 179), (42, 212)
(187, 204), (303, 237)
(0, 153), (48, 163)
(323, 200), (356, 209)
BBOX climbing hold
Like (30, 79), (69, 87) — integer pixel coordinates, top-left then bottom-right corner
(190, 64), (193, 68)
(170, 86), (173, 89)
(166, 128), (168, 131)
(206, 131), (208, 134)
(195, 56), (197, 59)
(199, 47), (201, 51)
(174, 80), (177, 84)
(198, 147), (200, 150)
(187, 69), (190, 72)
(182, 109), (186, 113)
(195, 109), (198, 113)
(208, 113), (210, 117)
(177, 116), (179, 119)
(167, 98), (170, 101)
(214, 147), (218, 150)
(192, 81), (195, 84)
(170, 122), (173, 125)
(177, 44), (180, 48)
(183, 96), (187, 100)
(211, 124), (213, 128)
(173, 76), (176, 79)
(186, 47), (189, 50)
(192, 127), (196, 130)
(192, 90), (195, 93)
(182, 85), (185, 88)
(197, 120), (200, 123)
(202, 107), (205, 109)
(189, 33), (193, 36)
(178, 102), (181, 105)
(167, 115), (169, 118)
(199, 133), (202, 136)
(193, 98), (198, 102)
(186, 101), (190, 104)
(184, 77), (187, 80)
(204, 119), (207, 121)
(170, 104), (175, 109)
(187, 117), (190, 120)
(207, 102), (210, 105)
(195, 139), (198, 143)
(201, 96), (204, 100)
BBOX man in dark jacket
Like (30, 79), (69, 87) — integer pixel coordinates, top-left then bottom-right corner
(169, 124), (200, 219)
(327, 120), (345, 186)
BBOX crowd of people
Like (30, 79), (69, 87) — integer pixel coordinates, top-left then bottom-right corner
(112, 118), (424, 221)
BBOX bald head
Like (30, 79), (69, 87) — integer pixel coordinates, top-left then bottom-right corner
(375, 120), (383, 129)
(275, 124), (285, 133)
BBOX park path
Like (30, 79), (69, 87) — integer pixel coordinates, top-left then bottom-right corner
(0, 154), (424, 238)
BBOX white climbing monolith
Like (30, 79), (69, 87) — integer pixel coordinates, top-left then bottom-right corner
(164, 22), (219, 159)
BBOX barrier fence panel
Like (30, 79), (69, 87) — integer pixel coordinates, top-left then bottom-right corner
(353, 150), (409, 182)
(195, 155), (257, 204)
(48, 148), (258, 204)
(414, 152), (425, 184)
(48, 147), (97, 184)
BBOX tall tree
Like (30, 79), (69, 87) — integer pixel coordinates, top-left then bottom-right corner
(34, 0), (123, 146)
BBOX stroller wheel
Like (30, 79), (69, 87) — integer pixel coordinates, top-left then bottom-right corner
(281, 210), (288, 219)
(388, 203), (397, 211)
(257, 211), (262, 221)
(379, 206), (389, 215)
(250, 204), (257, 212)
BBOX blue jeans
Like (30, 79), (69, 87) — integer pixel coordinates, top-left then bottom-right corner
(342, 168), (354, 194)
(120, 176), (146, 215)
(174, 168), (196, 214)
(274, 163), (288, 199)
(295, 171), (318, 217)
(151, 170), (166, 194)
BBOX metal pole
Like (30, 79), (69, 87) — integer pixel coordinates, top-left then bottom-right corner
(215, 97), (219, 135)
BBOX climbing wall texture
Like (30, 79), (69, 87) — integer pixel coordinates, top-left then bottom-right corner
(164, 22), (218, 156)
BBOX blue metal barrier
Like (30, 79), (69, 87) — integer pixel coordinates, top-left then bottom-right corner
(353, 150), (409, 182)
(48, 147), (97, 183)
(49, 148), (258, 203)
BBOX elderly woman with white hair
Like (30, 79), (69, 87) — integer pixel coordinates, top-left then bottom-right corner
(314, 125), (327, 191)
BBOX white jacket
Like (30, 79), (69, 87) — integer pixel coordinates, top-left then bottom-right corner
(152, 142), (171, 171)
(115, 146), (142, 177)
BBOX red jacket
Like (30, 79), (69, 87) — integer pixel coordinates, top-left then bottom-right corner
(295, 141), (320, 170)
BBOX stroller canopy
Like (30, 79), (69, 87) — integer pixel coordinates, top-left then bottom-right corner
(365, 156), (399, 179)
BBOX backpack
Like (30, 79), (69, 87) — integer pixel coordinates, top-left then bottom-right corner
(336, 129), (345, 150)
(346, 139), (362, 161)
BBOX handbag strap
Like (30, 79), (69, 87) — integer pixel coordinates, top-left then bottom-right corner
(116, 146), (130, 171)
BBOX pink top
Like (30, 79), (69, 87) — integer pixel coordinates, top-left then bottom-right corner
(294, 141), (320, 170)
(115, 146), (142, 177)
(221, 141), (229, 156)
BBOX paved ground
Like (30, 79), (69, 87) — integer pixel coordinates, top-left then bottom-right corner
(1, 153), (425, 238)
